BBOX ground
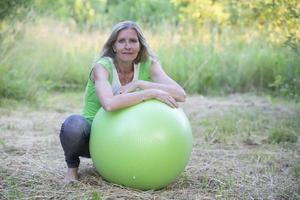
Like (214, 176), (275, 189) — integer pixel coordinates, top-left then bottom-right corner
(0, 93), (299, 199)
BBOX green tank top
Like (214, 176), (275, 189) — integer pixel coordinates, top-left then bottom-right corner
(82, 57), (151, 124)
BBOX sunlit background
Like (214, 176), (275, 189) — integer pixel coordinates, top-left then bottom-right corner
(1, 0), (299, 103)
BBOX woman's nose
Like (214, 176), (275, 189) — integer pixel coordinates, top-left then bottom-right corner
(125, 41), (131, 49)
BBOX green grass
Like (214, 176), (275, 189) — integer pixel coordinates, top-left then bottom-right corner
(268, 128), (298, 144)
(290, 161), (300, 180)
(199, 107), (300, 143)
(158, 39), (300, 97)
(87, 191), (102, 200)
(0, 18), (299, 102)
(0, 168), (25, 199)
(0, 19), (96, 101)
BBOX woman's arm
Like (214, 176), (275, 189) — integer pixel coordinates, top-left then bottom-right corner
(117, 60), (186, 102)
(93, 64), (178, 112)
(142, 60), (186, 101)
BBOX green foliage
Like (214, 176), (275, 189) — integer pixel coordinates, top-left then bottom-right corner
(105, 0), (178, 26)
(172, 0), (229, 26)
(0, 0), (32, 21)
(0, 0), (33, 57)
(2, 0), (299, 47)
(0, 1), (300, 101)
(32, 0), (100, 30)
(32, 0), (73, 19)
(173, 0), (300, 48)
(11, 0), (91, 33)
(29, 0), (178, 29)
(269, 74), (300, 100)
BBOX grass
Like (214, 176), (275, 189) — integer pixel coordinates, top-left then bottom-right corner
(0, 18), (299, 102)
(0, 93), (299, 199)
(0, 168), (25, 199)
(1, 19), (104, 101)
(268, 128), (298, 144)
(198, 104), (300, 144)
(290, 161), (300, 180)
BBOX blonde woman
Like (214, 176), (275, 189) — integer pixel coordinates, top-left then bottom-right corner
(59, 20), (186, 183)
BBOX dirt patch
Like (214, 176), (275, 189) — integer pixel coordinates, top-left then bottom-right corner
(0, 94), (299, 199)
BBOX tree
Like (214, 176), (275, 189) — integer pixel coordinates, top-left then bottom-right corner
(172, 0), (300, 48)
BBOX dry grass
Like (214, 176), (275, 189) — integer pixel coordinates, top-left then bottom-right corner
(0, 93), (299, 199)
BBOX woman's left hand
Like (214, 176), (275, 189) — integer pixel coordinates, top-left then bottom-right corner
(117, 81), (140, 94)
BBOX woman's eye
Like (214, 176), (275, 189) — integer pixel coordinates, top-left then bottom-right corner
(117, 38), (138, 44)
(130, 39), (138, 43)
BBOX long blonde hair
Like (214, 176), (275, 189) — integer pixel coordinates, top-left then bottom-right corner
(95, 21), (156, 64)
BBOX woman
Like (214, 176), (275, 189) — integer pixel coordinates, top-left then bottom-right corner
(60, 20), (186, 183)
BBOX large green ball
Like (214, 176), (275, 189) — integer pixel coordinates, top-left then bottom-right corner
(90, 100), (193, 190)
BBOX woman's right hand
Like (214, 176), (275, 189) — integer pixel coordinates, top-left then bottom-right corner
(148, 89), (178, 108)
(117, 81), (140, 94)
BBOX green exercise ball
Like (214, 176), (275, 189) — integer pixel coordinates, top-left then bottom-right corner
(90, 99), (193, 190)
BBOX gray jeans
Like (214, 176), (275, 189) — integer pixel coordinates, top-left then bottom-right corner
(59, 114), (91, 168)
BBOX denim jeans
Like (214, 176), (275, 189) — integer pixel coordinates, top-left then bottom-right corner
(59, 114), (91, 168)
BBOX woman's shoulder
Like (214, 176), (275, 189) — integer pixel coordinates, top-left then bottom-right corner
(95, 56), (113, 67)
(94, 56), (115, 75)
(93, 56), (113, 82)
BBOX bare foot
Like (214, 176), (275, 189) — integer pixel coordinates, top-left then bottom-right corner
(63, 168), (79, 183)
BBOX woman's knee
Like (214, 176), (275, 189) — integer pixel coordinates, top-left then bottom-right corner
(60, 114), (90, 142)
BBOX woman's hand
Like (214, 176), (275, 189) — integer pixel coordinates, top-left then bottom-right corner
(149, 89), (178, 108)
(117, 81), (140, 94)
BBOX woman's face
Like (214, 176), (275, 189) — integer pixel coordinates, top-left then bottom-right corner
(113, 28), (140, 63)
